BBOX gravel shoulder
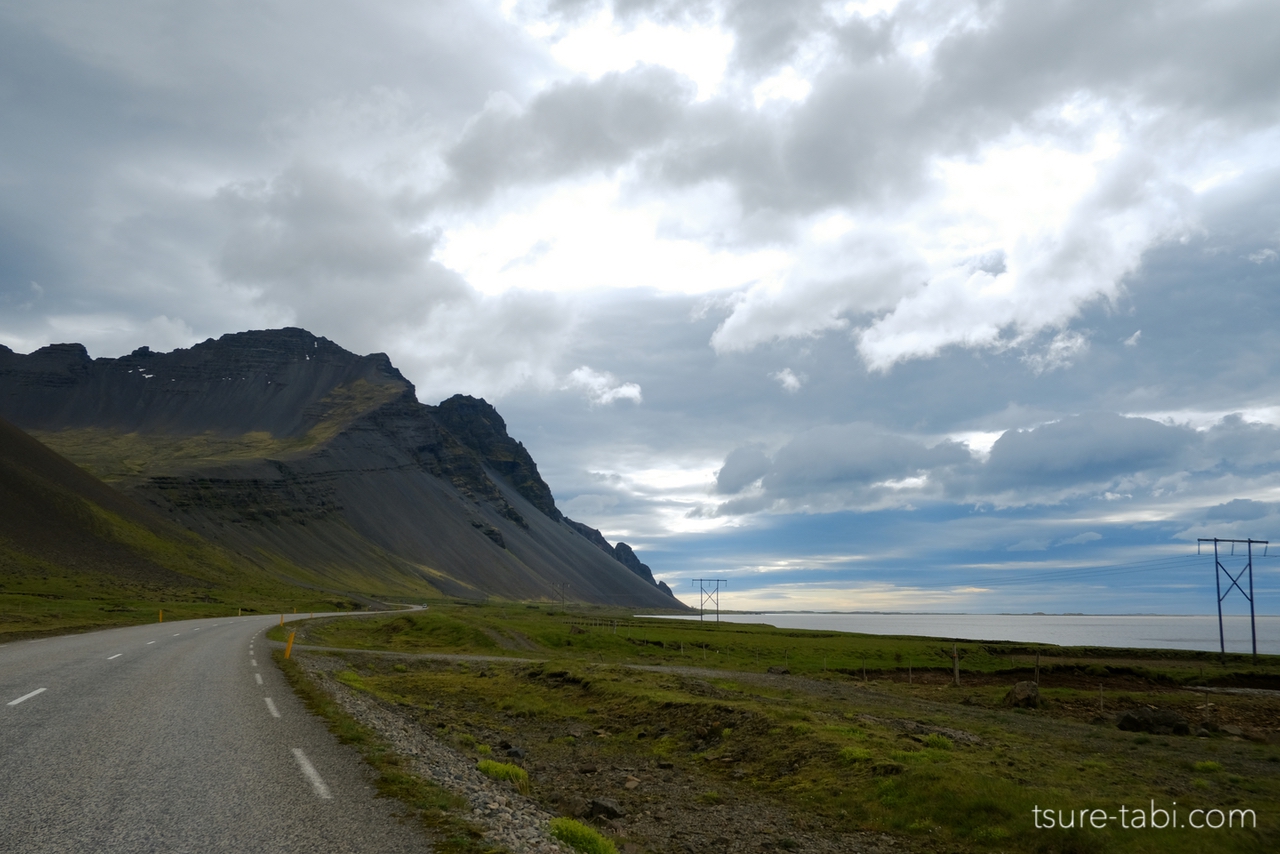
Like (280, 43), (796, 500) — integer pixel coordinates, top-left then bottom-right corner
(292, 648), (921, 854)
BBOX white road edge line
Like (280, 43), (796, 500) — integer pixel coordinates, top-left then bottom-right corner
(255, 673), (263, 685)
(107, 653), (122, 660)
(8, 688), (47, 706)
(264, 697), (280, 718)
(291, 748), (333, 799)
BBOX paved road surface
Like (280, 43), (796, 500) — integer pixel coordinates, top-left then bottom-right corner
(0, 615), (432, 853)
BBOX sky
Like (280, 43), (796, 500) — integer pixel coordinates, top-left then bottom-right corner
(3, 0), (1280, 615)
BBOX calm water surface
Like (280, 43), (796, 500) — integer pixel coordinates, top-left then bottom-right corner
(645, 613), (1280, 655)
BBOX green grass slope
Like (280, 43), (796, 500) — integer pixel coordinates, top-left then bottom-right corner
(0, 416), (368, 639)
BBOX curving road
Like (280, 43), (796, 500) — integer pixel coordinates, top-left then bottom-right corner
(0, 615), (431, 853)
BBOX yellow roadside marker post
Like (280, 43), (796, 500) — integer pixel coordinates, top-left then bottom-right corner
(284, 631), (297, 659)
(279, 614), (284, 627)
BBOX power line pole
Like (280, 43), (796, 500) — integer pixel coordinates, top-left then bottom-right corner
(1198, 537), (1265, 660)
(691, 579), (727, 623)
(553, 583), (569, 610)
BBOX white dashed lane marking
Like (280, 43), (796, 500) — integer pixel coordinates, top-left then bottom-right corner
(146, 641), (155, 645)
(264, 698), (280, 718)
(7, 688), (47, 706)
(107, 654), (122, 660)
(255, 673), (263, 685)
(291, 748), (333, 799)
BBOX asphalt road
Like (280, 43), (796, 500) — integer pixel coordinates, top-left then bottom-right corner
(0, 614), (432, 853)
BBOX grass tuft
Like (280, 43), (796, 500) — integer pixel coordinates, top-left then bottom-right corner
(924, 733), (953, 750)
(839, 746), (873, 763)
(548, 817), (617, 854)
(476, 759), (530, 795)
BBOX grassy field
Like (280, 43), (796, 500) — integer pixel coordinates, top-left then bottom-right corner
(274, 602), (1280, 853)
(0, 511), (367, 640)
(0, 564), (362, 639)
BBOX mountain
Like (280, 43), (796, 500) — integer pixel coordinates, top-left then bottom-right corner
(0, 329), (683, 608)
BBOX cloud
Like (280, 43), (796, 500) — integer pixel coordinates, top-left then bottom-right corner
(705, 423), (972, 513)
(1021, 330), (1089, 375)
(696, 407), (1280, 521)
(1058, 531), (1102, 546)
(1202, 499), (1274, 523)
(439, 66), (693, 205)
(715, 444), (771, 494)
(1007, 539), (1049, 552)
(564, 365), (643, 404)
(216, 163), (576, 400)
(771, 367), (804, 392)
(978, 413), (1193, 496)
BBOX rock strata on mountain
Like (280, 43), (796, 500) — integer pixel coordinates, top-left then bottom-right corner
(0, 329), (684, 608)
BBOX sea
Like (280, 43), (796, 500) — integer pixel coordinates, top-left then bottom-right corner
(642, 613), (1280, 655)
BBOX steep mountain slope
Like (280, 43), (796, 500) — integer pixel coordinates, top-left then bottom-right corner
(0, 330), (682, 608)
(0, 414), (358, 640)
(0, 414), (196, 587)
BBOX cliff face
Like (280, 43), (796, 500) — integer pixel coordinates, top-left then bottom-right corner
(564, 518), (676, 599)
(0, 329), (683, 608)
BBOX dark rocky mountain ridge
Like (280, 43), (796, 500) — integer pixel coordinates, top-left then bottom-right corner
(0, 329), (682, 608)
(565, 518), (675, 598)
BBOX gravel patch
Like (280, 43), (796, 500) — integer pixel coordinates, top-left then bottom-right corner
(298, 653), (568, 854)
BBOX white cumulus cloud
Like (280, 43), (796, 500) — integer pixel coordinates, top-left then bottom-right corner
(565, 365), (643, 405)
